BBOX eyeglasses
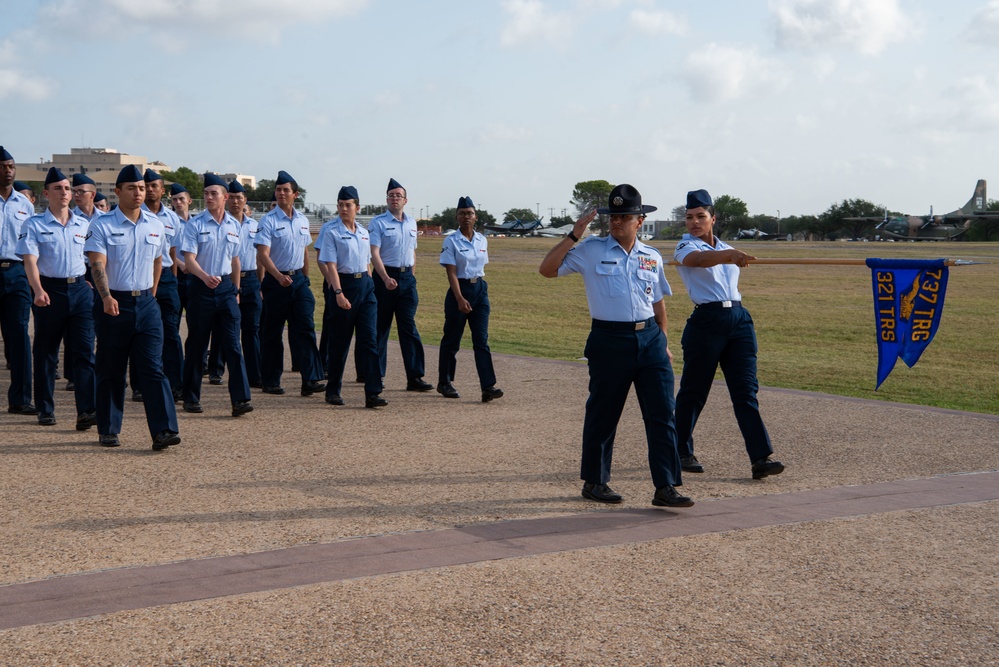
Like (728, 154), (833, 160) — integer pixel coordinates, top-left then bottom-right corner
(386, 194), (406, 200)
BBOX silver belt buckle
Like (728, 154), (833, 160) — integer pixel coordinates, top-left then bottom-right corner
(353, 272), (362, 279)
(131, 290), (142, 296)
(721, 300), (732, 308)
(67, 277), (77, 283)
(635, 321), (646, 330)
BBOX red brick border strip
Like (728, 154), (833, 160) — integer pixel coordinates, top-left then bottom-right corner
(2, 471), (997, 630)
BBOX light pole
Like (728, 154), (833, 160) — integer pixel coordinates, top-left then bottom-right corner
(536, 203), (540, 220)
(776, 209), (781, 236)
(419, 206), (424, 220)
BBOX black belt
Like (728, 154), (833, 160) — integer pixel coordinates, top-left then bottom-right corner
(240, 270), (258, 278)
(0, 260), (23, 269)
(41, 275), (85, 285)
(694, 300), (742, 310)
(279, 269), (303, 276)
(338, 272), (366, 280)
(458, 277), (481, 284)
(110, 289), (152, 298)
(385, 266), (411, 273)
(591, 317), (656, 331)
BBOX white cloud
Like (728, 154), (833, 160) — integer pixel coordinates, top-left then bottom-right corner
(965, 0), (999, 45)
(499, 0), (574, 48)
(629, 7), (687, 36)
(770, 0), (916, 55)
(0, 36), (56, 102)
(681, 43), (789, 103)
(38, 0), (367, 43)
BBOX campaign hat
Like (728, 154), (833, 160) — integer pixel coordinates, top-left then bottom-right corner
(596, 184), (656, 215)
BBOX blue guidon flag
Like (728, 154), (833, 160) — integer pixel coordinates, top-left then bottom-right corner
(866, 258), (949, 389)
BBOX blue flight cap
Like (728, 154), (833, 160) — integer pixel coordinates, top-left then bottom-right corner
(143, 168), (162, 183)
(115, 165), (143, 186)
(13, 180), (31, 192)
(169, 183), (188, 196)
(686, 189), (713, 209)
(457, 196), (475, 210)
(227, 180), (246, 194)
(44, 167), (68, 186)
(72, 173), (96, 187)
(387, 178), (404, 192)
(338, 185), (359, 201)
(0, 146), (13, 161)
(94, 192), (107, 203)
(203, 172), (227, 189)
(596, 184), (656, 215)
(275, 170), (297, 189)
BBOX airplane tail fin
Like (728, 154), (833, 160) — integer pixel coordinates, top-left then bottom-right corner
(961, 179), (987, 214)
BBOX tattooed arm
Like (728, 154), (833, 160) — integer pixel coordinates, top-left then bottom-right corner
(88, 252), (119, 316)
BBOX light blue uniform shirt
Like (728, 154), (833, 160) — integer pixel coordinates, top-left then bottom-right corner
(181, 209), (241, 277)
(317, 219), (371, 274)
(71, 205), (102, 222)
(255, 206), (313, 271)
(440, 231), (488, 279)
(673, 234), (742, 305)
(16, 210), (90, 278)
(312, 217), (338, 255)
(368, 211), (417, 268)
(236, 215), (258, 271)
(84, 208), (166, 291)
(142, 202), (181, 269)
(1, 190), (35, 261)
(558, 236), (672, 322)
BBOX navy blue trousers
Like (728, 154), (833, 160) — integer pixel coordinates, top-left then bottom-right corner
(374, 269), (426, 380)
(259, 272), (323, 387)
(324, 274), (380, 397)
(0, 262), (32, 407)
(438, 279), (496, 390)
(33, 278), (95, 418)
(183, 276), (250, 404)
(93, 293), (179, 438)
(157, 270), (183, 393)
(318, 281), (361, 377)
(207, 272), (262, 387)
(674, 304), (773, 463)
(581, 320), (681, 490)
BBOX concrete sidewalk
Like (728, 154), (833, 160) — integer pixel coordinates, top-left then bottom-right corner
(2, 347), (997, 665)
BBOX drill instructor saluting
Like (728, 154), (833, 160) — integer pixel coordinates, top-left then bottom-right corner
(539, 184), (692, 508)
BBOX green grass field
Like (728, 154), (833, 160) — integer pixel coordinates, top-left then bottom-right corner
(310, 239), (999, 415)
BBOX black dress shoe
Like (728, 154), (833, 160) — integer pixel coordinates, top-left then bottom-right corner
(752, 456), (785, 480)
(231, 400), (254, 417)
(152, 430), (181, 451)
(172, 388), (184, 403)
(38, 414), (57, 426)
(131, 390), (144, 403)
(301, 380), (326, 396)
(325, 394), (345, 406)
(652, 485), (694, 508)
(65, 381), (75, 392)
(8, 403), (39, 415)
(581, 482), (623, 504)
(436, 382), (460, 399)
(209, 375), (223, 385)
(406, 378), (433, 392)
(249, 381), (262, 389)
(76, 411), (97, 431)
(481, 386), (504, 402)
(365, 395), (388, 409)
(262, 385), (286, 395)
(355, 376), (364, 383)
(183, 402), (204, 414)
(680, 455), (704, 473)
(99, 433), (120, 447)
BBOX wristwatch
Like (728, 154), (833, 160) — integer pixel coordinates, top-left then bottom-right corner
(334, 288), (343, 295)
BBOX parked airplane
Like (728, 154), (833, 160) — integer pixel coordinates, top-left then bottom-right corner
(535, 224), (575, 238)
(733, 228), (779, 241)
(846, 179), (999, 241)
(483, 217), (543, 236)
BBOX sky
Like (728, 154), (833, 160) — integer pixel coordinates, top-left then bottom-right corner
(2, 0), (999, 221)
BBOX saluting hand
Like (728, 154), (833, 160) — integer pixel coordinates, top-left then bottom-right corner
(575, 210), (596, 238)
